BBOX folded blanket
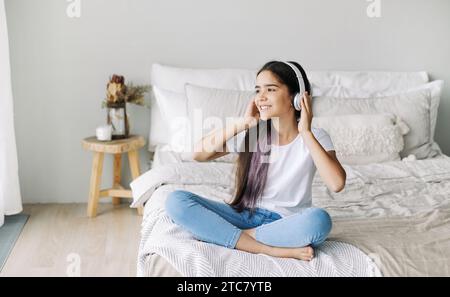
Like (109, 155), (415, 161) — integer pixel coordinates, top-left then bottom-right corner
(139, 207), (381, 277)
(130, 162), (236, 208)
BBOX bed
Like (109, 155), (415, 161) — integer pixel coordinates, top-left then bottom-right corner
(130, 64), (450, 276)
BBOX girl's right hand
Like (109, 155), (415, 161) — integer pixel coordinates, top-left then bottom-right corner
(243, 97), (260, 128)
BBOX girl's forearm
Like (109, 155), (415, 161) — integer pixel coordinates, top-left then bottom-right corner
(301, 131), (346, 192)
(193, 117), (256, 161)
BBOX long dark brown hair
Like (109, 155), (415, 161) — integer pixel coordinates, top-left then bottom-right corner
(228, 61), (311, 215)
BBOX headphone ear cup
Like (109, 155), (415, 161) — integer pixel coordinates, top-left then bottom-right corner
(293, 93), (302, 111)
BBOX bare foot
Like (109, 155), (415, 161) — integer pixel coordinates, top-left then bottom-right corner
(292, 246), (314, 261)
(240, 229), (314, 261)
(242, 228), (256, 239)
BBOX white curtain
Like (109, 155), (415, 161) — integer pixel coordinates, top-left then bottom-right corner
(0, 0), (22, 227)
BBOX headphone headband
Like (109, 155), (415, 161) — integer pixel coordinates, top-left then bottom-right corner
(283, 61), (306, 95)
(282, 61), (307, 111)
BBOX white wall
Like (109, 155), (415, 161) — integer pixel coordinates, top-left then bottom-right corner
(5, 0), (450, 203)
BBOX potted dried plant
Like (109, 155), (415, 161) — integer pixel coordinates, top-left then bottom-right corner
(103, 74), (150, 139)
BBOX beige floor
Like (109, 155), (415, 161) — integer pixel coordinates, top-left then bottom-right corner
(0, 203), (142, 277)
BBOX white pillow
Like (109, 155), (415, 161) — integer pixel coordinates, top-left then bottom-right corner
(152, 63), (428, 95)
(152, 84), (253, 163)
(385, 80), (443, 147)
(151, 86), (188, 150)
(149, 65), (255, 150)
(312, 89), (432, 159)
(313, 80), (444, 158)
(310, 71), (428, 96)
(151, 63), (257, 93)
(181, 84), (254, 162)
(149, 63), (429, 149)
(153, 83), (432, 161)
(312, 113), (409, 165)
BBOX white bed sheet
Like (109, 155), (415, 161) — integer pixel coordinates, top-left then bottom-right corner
(137, 142), (450, 276)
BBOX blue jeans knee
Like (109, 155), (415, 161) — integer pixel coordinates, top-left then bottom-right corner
(165, 190), (193, 223)
(308, 207), (332, 247)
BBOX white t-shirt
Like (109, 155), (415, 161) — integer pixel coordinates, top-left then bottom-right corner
(226, 127), (334, 217)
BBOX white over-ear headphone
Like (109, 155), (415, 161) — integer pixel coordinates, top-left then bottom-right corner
(282, 61), (307, 111)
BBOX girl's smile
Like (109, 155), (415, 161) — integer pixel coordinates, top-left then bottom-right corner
(254, 70), (294, 121)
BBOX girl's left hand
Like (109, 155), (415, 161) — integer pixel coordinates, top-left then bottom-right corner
(297, 91), (313, 134)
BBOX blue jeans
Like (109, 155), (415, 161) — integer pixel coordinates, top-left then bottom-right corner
(165, 190), (332, 249)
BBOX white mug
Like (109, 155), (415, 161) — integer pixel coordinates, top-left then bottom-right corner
(96, 125), (112, 141)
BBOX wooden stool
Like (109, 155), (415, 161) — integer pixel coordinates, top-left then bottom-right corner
(82, 135), (146, 217)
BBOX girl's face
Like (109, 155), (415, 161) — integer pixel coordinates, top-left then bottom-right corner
(255, 70), (294, 121)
